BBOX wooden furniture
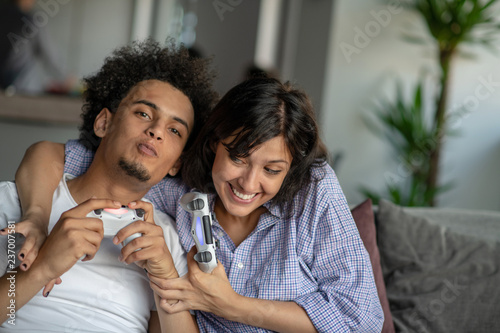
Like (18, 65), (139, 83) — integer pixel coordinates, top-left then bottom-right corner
(0, 93), (82, 126)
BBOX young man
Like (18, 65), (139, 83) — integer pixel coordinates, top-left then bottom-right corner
(0, 39), (217, 332)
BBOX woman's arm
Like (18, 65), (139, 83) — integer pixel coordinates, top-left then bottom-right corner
(9, 141), (65, 270)
(152, 293), (199, 333)
(149, 248), (316, 333)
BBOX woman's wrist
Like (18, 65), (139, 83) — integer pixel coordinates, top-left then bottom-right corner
(21, 206), (50, 231)
(213, 289), (245, 321)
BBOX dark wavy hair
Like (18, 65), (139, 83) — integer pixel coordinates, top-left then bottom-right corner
(79, 38), (218, 151)
(181, 77), (328, 209)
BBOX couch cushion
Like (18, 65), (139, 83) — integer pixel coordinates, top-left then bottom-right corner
(351, 199), (395, 333)
(376, 199), (500, 333)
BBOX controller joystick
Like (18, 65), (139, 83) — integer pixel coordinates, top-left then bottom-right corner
(180, 192), (218, 273)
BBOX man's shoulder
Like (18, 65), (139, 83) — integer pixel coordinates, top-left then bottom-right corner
(0, 181), (22, 274)
(0, 181), (17, 193)
(152, 207), (176, 229)
(0, 181), (21, 224)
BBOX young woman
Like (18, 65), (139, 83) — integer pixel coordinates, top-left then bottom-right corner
(11, 77), (383, 332)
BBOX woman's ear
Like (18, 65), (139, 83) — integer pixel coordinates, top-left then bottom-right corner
(210, 140), (218, 153)
(94, 108), (113, 138)
(168, 159), (182, 177)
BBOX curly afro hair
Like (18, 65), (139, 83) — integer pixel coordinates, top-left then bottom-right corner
(79, 38), (218, 151)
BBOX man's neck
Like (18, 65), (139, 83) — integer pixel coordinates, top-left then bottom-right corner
(66, 165), (151, 206)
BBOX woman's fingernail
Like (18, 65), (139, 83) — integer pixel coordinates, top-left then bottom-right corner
(21, 263), (27, 270)
(44, 291), (50, 297)
(0, 229), (5, 232)
(113, 201), (121, 206)
(19, 253), (25, 259)
(129, 201), (137, 207)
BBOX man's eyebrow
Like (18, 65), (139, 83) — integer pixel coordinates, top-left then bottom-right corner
(134, 100), (158, 110)
(133, 100), (190, 132)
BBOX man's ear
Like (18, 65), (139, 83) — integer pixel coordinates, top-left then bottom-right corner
(94, 108), (113, 138)
(168, 159), (182, 177)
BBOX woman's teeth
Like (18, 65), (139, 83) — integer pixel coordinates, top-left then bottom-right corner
(232, 186), (256, 200)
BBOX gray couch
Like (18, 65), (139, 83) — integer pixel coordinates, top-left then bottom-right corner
(368, 199), (500, 333)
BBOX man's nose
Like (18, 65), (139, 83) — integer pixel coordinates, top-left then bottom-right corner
(147, 123), (164, 141)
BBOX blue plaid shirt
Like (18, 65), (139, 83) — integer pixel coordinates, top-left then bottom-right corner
(65, 139), (383, 332)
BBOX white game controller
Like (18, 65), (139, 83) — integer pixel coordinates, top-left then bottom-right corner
(87, 207), (145, 247)
(180, 192), (218, 273)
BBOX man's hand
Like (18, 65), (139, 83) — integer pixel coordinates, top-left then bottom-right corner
(113, 201), (179, 280)
(30, 198), (121, 285)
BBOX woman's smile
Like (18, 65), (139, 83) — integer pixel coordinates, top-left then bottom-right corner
(229, 183), (258, 201)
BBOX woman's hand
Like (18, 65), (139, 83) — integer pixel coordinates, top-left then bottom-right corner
(114, 201), (178, 280)
(148, 246), (239, 317)
(0, 215), (62, 296)
(0, 216), (46, 271)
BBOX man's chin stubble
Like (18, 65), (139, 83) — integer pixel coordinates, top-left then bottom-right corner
(118, 158), (151, 182)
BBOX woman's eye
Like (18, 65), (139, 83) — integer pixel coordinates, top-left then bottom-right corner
(265, 167), (281, 175)
(230, 156), (243, 164)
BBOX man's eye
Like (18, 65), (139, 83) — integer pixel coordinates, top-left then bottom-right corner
(170, 128), (181, 137)
(137, 111), (151, 119)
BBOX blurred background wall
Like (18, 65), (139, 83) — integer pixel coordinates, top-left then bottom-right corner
(1, 0), (499, 210)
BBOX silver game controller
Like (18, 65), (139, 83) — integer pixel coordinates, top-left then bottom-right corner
(180, 192), (218, 273)
(87, 207), (145, 247)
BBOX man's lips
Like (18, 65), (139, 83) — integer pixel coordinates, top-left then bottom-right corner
(138, 142), (158, 157)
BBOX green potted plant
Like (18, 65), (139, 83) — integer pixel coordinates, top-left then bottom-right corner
(361, 0), (500, 206)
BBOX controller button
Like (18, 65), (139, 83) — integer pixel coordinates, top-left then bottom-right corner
(136, 209), (145, 218)
(188, 198), (205, 210)
(94, 209), (103, 215)
(194, 251), (212, 263)
(196, 199), (205, 210)
(202, 215), (213, 244)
